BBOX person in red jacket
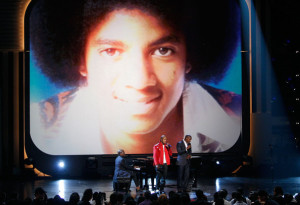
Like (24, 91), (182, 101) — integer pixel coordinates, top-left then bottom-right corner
(153, 135), (172, 192)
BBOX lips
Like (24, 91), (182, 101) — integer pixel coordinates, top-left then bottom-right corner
(112, 92), (162, 115)
(114, 94), (161, 104)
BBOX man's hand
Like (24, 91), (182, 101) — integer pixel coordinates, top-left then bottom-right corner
(187, 144), (191, 150)
(186, 154), (191, 159)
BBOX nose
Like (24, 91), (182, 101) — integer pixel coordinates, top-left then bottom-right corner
(121, 51), (157, 90)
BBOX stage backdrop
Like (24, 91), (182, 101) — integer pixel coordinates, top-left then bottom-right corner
(25, 0), (249, 176)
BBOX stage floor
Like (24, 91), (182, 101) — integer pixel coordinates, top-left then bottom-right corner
(2, 176), (300, 202)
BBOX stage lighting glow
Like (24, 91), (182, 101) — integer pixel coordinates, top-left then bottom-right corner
(58, 180), (65, 199)
(58, 161), (65, 168)
(215, 178), (220, 191)
(216, 161), (220, 165)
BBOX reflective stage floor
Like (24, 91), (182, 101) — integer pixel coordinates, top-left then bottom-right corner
(2, 176), (300, 202)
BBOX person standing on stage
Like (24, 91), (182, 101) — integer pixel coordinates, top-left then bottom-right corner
(153, 135), (172, 192)
(113, 149), (141, 191)
(176, 135), (192, 192)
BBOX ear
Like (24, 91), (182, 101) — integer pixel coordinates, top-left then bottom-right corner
(185, 62), (192, 74)
(79, 65), (87, 77)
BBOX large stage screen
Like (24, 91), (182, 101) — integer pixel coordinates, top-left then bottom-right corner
(26, 0), (247, 157)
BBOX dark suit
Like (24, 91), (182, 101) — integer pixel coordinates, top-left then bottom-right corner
(176, 140), (191, 191)
(113, 156), (139, 189)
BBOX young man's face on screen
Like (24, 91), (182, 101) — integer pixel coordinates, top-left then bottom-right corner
(82, 9), (187, 136)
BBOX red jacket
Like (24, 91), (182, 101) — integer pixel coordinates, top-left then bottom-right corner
(153, 142), (172, 165)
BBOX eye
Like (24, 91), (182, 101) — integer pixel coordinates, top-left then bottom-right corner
(100, 48), (121, 57)
(152, 47), (173, 57)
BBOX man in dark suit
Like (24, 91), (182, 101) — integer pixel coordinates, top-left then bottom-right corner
(113, 149), (140, 191)
(176, 135), (192, 192)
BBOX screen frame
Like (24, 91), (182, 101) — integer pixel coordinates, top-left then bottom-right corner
(24, 0), (250, 176)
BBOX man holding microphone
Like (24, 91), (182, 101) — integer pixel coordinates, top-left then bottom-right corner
(176, 135), (192, 192)
(153, 135), (172, 193)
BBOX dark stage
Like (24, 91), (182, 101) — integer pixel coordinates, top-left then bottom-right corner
(1, 0), (300, 204)
(1, 176), (300, 202)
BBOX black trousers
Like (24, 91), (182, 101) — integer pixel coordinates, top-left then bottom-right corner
(177, 162), (190, 191)
(156, 163), (168, 191)
(113, 171), (139, 191)
(129, 170), (140, 187)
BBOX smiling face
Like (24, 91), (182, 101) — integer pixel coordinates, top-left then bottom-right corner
(82, 9), (187, 136)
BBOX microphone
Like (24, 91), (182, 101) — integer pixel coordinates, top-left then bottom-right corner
(166, 143), (171, 149)
(187, 143), (191, 154)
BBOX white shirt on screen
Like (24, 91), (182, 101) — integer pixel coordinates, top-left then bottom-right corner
(30, 81), (241, 155)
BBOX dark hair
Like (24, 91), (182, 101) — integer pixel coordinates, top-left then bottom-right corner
(258, 190), (269, 198)
(69, 192), (80, 205)
(53, 195), (65, 205)
(81, 188), (93, 202)
(117, 193), (124, 203)
(180, 192), (191, 205)
(109, 192), (118, 204)
(184, 135), (192, 140)
(196, 189), (207, 200)
(30, 0), (240, 87)
(34, 187), (46, 195)
(144, 190), (151, 199)
(231, 191), (238, 200)
(274, 186), (284, 196)
(124, 195), (135, 204)
(235, 192), (245, 202)
(137, 196), (145, 204)
(237, 187), (244, 195)
(248, 191), (258, 203)
(219, 189), (228, 199)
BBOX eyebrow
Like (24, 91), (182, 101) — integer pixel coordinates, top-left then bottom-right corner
(93, 39), (126, 48)
(149, 34), (182, 47)
(93, 34), (182, 48)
